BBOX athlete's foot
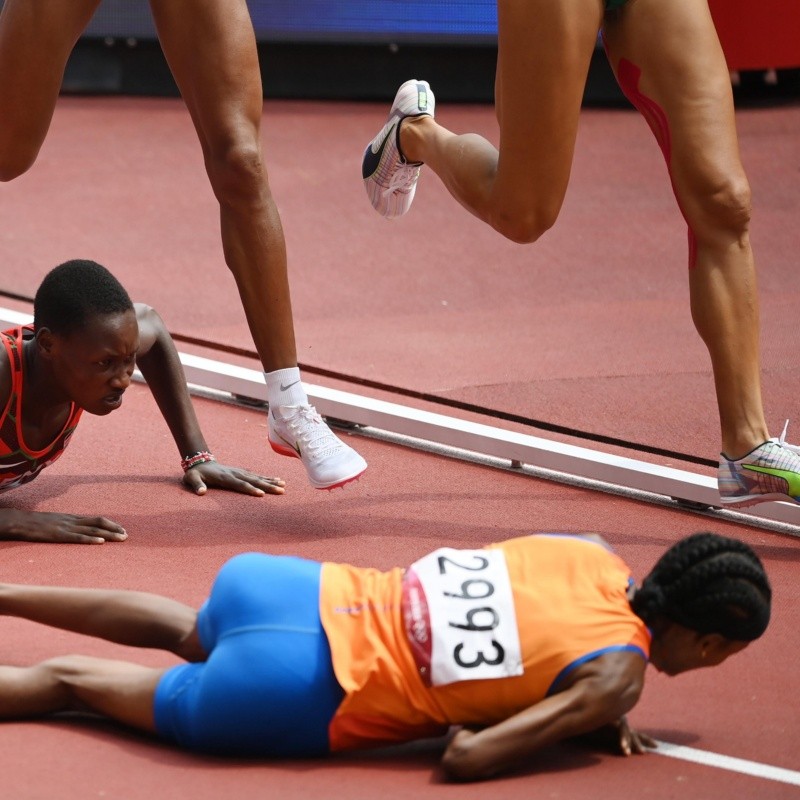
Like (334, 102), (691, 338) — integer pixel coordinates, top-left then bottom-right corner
(268, 404), (367, 490)
(718, 421), (800, 506)
(362, 79), (435, 218)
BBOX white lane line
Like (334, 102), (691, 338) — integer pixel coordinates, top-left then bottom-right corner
(172, 349), (800, 528)
(655, 741), (800, 787)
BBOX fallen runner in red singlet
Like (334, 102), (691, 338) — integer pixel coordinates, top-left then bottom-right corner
(0, 260), (285, 544)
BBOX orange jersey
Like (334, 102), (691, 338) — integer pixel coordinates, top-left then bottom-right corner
(319, 534), (650, 751)
(0, 327), (83, 491)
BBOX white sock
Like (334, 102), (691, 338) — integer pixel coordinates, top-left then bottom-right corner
(264, 367), (308, 408)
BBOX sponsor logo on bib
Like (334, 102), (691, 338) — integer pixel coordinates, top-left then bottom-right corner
(402, 548), (523, 686)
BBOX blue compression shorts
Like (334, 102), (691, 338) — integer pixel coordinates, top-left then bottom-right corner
(153, 553), (344, 757)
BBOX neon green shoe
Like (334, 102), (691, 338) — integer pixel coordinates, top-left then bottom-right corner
(718, 421), (800, 506)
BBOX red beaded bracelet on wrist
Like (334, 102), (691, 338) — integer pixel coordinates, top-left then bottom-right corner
(180, 451), (216, 472)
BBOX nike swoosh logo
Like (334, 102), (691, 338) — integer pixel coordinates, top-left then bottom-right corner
(279, 433), (302, 457)
(362, 123), (396, 179)
(744, 464), (800, 495)
(0, 459), (31, 468)
(279, 380), (301, 392)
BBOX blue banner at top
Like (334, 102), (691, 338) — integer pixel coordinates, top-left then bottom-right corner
(79, 0), (498, 43)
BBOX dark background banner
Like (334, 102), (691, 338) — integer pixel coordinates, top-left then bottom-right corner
(0, 1), (794, 103)
(82, 0), (498, 43)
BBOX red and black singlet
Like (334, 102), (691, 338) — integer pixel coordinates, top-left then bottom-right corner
(0, 327), (83, 492)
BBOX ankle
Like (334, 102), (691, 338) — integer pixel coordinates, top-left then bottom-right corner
(399, 115), (430, 163)
(264, 367), (308, 408)
(722, 437), (769, 461)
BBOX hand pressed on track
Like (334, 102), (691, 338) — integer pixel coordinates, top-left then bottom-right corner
(182, 461), (285, 496)
(0, 509), (127, 544)
(614, 716), (656, 756)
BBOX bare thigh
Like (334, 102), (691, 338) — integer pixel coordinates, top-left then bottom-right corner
(602, 0), (748, 242)
(491, 0), (604, 223)
(148, 0), (263, 156)
(0, 0), (102, 176)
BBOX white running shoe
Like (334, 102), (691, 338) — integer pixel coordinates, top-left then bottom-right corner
(772, 419), (800, 455)
(362, 79), (435, 219)
(268, 405), (367, 490)
(718, 421), (800, 507)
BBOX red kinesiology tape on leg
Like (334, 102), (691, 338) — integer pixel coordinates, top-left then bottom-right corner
(615, 57), (698, 269)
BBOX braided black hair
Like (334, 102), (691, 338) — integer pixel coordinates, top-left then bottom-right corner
(34, 260), (133, 337)
(631, 532), (771, 641)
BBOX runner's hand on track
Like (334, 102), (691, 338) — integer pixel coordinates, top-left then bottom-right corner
(182, 461), (285, 496)
(576, 717), (656, 756)
(615, 716), (656, 756)
(0, 509), (127, 544)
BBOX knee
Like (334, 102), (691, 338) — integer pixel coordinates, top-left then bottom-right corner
(204, 137), (267, 206)
(34, 655), (86, 699)
(490, 204), (560, 245)
(36, 655), (99, 710)
(0, 150), (36, 182)
(685, 173), (752, 242)
(41, 654), (94, 681)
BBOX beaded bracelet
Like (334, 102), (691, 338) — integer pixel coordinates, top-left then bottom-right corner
(180, 450), (216, 472)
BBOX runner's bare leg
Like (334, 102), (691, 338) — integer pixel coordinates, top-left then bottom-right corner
(399, 0), (604, 243)
(603, 0), (768, 456)
(149, 0), (296, 372)
(0, 581), (203, 731)
(0, 0), (102, 179)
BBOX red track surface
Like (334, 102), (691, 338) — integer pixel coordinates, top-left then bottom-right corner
(1, 97), (798, 461)
(1, 97), (799, 798)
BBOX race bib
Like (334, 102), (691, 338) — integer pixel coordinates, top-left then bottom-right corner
(402, 547), (523, 686)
